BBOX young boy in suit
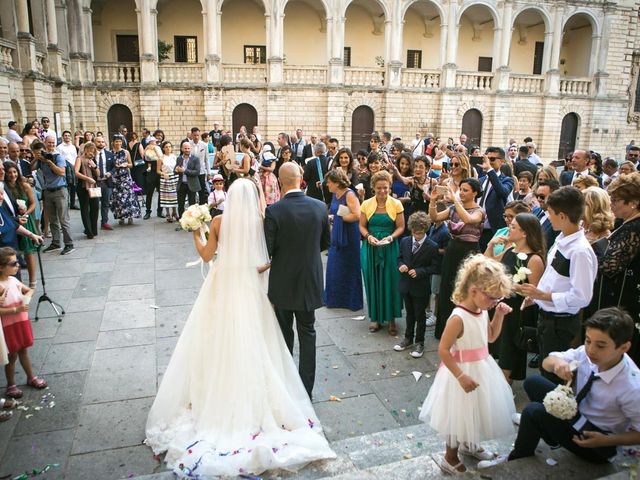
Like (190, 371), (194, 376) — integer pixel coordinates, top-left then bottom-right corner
(394, 211), (440, 358)
(479, 307), (640, 468)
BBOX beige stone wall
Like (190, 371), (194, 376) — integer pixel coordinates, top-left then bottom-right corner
(345, 4), (385, 67)
(283, 1), (328, 65)
(509, 23), (545, 75)
(402, 8), (442, 69)
(157, 0), (205, 63)
(220, 0), (266, 64)
(457, 15), (495, 71)
(92, 0), (138, 62)
(559, 16), (593, 77)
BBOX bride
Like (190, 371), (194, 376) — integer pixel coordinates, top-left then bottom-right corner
(145, 179), (336, 477)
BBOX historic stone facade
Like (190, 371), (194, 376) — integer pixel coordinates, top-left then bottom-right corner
(1, 0), (639, 160)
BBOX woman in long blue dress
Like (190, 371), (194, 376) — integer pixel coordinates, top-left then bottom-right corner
(323, 169), (362, 311)
(110, 136), (141, 225)
(359, 170), (405, 335)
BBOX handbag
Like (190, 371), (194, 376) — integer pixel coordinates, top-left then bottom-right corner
(88, 187), (102, 198)
(515, 324), (538, 353)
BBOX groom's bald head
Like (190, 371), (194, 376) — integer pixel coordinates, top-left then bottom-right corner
(279, 162), (302, 191)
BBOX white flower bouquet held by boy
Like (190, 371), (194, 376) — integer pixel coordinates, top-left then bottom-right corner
(543, 360), (580, 420)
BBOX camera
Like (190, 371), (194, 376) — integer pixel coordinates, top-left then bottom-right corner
(42, 152), (55, 161)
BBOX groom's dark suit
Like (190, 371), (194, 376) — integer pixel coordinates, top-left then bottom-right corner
(264, 190), (330, 398)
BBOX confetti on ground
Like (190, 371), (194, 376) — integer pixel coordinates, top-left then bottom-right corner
(403, 453), (412, 459)
(329, 395), (342, 402)
(412, 371), (422, 382)
(546, 458), (558, 466)
(406, 433), (414, 440)
(25, 414), (33, 419)
(331, 365), (339, 369)
(149, 305), (160, 309)
(351, 316), (365, 320)
(425, 373), (431, 378)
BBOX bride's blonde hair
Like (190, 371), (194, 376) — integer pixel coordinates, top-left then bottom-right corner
(451, 254), (513, 305)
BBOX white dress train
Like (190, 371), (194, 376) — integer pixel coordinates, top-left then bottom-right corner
(145, 179), (335, 478)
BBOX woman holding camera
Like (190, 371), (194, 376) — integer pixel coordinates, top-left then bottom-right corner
(74, 141), (100, 239)
(429, 178), (485, 339)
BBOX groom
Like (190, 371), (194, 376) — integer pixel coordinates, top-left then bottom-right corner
(264, 162), (330, 399)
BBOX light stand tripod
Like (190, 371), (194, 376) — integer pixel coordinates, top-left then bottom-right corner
(33, 246), (65, 322)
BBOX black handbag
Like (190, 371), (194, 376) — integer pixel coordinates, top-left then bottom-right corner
(515, 324), (538, 353)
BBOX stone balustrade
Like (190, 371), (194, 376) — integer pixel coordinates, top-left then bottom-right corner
(400, 69), (441, 89)
(222, 64), (267, 85)
(509, 74), (545, 94)
(283, 66), (327, 85)
(158, 63), (203, 84)
(559, 78), (592, 96)
(94, 63), (140, 83)
(456, 71), (493, 91)
(344, 67), (385, 87)
(0, 38), (16, 69)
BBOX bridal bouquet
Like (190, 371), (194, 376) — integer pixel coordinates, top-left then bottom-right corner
(512, 251), (532, 283)
(180, 204), (212, 232)
(543, 385), (577, 420)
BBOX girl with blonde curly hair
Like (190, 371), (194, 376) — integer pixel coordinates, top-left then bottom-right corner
(582, 186), (614, 245)
(419, 254), (516, 474)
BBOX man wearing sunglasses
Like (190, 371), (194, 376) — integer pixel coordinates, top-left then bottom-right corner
(532, 179), (561, 253)
(625, 145), (640, 171)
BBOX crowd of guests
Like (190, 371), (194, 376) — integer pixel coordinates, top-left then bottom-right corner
(1, 120), (639, 470)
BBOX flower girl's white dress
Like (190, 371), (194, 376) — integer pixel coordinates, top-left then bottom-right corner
(419, 306), (516, 446)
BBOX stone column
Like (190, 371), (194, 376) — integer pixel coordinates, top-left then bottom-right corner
(495, 0), (513, 92)
(328, 16), (345, 85)
(545, 3), (565, 95)
(442, 0), (458, 89)
(594, 6), (612, 97)
(67, 0), (93, 83)
(541, 30), (552, 73)
(45, 0), (64, 79)
(203, 0), (221, 83)
(387, 12), (403, 89)
(16, 0), (37, 72)
(138, 0), (158, 84)
(266, 11), (284, 85)
(439, 20), (448, 68)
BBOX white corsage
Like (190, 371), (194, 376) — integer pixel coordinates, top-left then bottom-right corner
(543, 385), (578, 420)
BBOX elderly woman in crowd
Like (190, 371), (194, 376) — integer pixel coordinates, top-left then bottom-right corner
(74, 141), (100, 239)
(324, 169), (363, 311)
(359, 170), (404, 334)
(591, 172), (640, 366)
(429, 177), (485, 339)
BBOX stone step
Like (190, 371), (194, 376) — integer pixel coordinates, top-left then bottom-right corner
(131, 423), (628, 479)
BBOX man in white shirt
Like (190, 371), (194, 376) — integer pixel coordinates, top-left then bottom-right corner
(293, 128), (306, 165)
(39, 117), (59, 143)
(520, 186), (597, 382)
(602, 158), (619, 188)
(0, 139), (7, 161)
(6, 122), (22, 144)
(188, 127), (210, 205)
(560, 150), (602, 187)
(57, 131), (79, 209)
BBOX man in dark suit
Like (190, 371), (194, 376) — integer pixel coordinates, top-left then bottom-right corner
(175, 141), (201, 218)
(533, 179), (561, 252)
(264, 162), (330, 399)
(560, 150), (603, 187)
(303, 142), (329, 205)
(302, 133), (318, 161)
(514, 145), (538, 177)
(95, 136), (115, 230)
(476, 147), (515, 251)
(394, 212), (440, 358)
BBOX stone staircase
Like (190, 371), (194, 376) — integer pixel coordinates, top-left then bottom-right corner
(132, 423), (634, 479)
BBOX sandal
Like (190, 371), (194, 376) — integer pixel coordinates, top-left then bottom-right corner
(0, 411), (12, 422)
(27, 376), (47, 389)
(459, 444), (495, 460)
(388, 323), (398, 336)
(368, 322), (381, 333)
(437, 456), (466, 475)
(5, 385), (23, 399)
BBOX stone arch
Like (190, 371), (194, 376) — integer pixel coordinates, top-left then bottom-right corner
(340, 0), (390, 22)
(401, 0), (447, 25)
(96, 91), (141, 132)
(223, 95), (264, 135)
(562, 9), (601, 37)
(511, 5), (551, 33)
(456, 100), (488, 119)
(280, 0), (330, 18)
(10, 100), (24, 125)
(345, 95), (382, 122)
(457, 0), (500, 26)
(217, 0), (272, 16)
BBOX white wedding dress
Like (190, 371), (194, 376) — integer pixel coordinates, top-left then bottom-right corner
(145, 179), (336, 478)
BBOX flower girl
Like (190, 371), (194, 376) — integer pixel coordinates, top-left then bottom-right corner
(419, 254), (516, 474)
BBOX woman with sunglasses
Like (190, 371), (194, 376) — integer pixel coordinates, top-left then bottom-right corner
(429, 177), (485, 339)
(485, 213), (545, 383)
(440, 154), (474, 205)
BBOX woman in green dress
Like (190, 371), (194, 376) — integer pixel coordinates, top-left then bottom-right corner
(5, 163), (39, 288)
(359, 170), (405, 335)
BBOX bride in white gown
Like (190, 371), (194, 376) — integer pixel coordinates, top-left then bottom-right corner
(145, 179), (336, 478)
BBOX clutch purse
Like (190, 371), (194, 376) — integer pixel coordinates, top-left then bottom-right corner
(88, 187), (102, 198)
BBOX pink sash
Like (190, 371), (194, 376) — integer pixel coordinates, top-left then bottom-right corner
(439, 346), (489, 368)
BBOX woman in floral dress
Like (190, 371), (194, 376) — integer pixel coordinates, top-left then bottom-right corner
(110, 136), (141, 225)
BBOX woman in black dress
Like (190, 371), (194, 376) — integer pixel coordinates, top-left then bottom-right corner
(591, 172), (640, 366)
(485, 213), (545, 382)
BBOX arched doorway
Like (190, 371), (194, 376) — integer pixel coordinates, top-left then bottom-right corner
(351, 106), (374, 152)
(558, 113), (579, 160)
(107, 104), (133, 141)
(10, 100), (23, 125)
(461, 109), (483, 148)
(232, 104), (258, 139)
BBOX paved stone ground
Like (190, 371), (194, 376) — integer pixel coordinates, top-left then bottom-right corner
(0, 205), (636, 479)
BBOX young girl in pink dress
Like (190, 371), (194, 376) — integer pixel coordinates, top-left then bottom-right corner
(0, 247), (46, 398)
(420, 254), (516, 474)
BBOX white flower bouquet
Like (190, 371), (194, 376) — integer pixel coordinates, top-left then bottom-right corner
(543, 385), (578, 420)
(512, 251), (532, 283)
(179, 204), (212, 232)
